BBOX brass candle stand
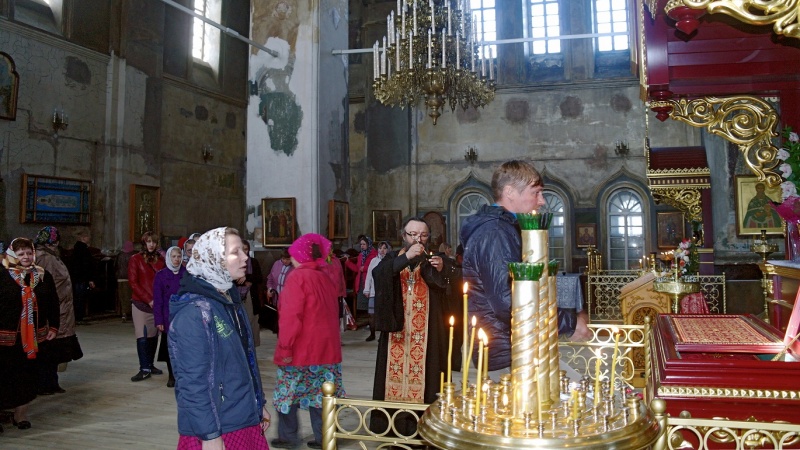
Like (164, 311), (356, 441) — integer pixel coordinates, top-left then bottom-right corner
(751, 229), (778, 324)
(418, 214), (662, 449)
(420, 381), (661, 449)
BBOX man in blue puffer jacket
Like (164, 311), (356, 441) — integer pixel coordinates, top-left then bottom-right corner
(461, 160), (584, 373)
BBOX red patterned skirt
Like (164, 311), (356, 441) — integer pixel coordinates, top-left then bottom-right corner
(177, 424), (269, 449)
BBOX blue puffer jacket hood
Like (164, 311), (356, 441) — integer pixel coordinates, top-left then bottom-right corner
(460, 205), (521, 371)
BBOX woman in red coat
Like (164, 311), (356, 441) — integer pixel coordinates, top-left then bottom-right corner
(127, 231), (165, 382)
(271, 233), (344, 450)
(345, 235), (377, 340)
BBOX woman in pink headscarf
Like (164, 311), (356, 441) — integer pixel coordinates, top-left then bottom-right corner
(271, 234), (345, 450)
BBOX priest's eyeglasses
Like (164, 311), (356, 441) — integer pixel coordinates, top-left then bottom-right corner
(404, 232), (430, 239)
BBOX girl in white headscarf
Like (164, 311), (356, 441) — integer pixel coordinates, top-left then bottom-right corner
(168, 227), (270, 450)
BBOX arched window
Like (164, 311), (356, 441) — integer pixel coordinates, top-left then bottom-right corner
(606, 189), (644, 270)
(543, 191), (566, 269)
(456, 192), (490, 246)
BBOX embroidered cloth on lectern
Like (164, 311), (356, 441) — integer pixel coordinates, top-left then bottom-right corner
(672, 316), (773, 345)
(384, 264), (429, 403)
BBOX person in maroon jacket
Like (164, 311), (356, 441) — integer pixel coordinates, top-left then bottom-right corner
(271, 233), (345, 450)
(345, 235), (377, 337)
(127, 231), (166, 382)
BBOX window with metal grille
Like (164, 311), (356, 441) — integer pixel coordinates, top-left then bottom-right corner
(528, 0), (561, 54)
(594, 0), (628, 51)
(607, 189), (644, 270)
(543, 191), (566, 270)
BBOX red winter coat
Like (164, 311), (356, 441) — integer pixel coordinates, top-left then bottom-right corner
(345, 249), (377, 294)
(273, 262), (341, 367)
(128, 253), (166, 303)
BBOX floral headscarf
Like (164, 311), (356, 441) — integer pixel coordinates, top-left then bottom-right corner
(289, 233), (332, 265)
(186, 227), (233, 291)
(34, 226), (60, 247)
(165, 246), (182, 274)
(359, 236), (374, 264)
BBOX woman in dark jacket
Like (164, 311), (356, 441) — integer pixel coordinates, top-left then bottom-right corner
(0, 238), (59, 430)
(169, 227), (270, 449)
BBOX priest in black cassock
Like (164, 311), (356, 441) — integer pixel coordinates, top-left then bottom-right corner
(370, 217), (461, 436)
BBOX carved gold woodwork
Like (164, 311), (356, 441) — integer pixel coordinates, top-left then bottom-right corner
(650, 186), (704, 222)
(674, 0), (800, 39)
(667, 96), (781, 187)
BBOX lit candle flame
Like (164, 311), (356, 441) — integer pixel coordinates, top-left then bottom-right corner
(449, 316), (455, 326)
(463, 282), (469, 294)
(471, 316), (477, 327)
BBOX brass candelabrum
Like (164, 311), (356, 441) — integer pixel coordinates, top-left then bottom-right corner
(418, 214), (662, 449)
(371, 0), (496, 125)
(751, 229), (778, 324)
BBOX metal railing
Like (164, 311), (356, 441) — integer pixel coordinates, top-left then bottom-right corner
(587, 272), (726, 322)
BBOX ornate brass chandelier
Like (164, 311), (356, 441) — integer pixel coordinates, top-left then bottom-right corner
(372, 0), (496, 125)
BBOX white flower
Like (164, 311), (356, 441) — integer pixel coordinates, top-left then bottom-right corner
(778, 148), (791, 160)
(781, 181), (798, 200)
(791, 132), (799, 143)
(781, 163), (793, 178)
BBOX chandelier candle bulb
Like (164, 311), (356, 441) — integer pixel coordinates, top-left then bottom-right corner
(427, 29), (432, 68)
(402, 3), (406, 36)
(396, 32), (401, 67)
(408, 31), (413, 67)
(442, 31), (446, 68)
(461, 283), (469, 391)
(447, 3), (452, 35)
(489, 47), (494, 80)
(430, 0), (434, 31)
(447, 316), (454, 384)
(456, 31), (460, 67)
(413, 0), (417, 35)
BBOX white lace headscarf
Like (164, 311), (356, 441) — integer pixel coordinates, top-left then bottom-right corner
(165, 246), (182, 274)
(186, 227), (233, 291)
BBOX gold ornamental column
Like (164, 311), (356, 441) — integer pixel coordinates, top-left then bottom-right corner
(547, 260), (560, 403)
(509, 263), (545, 417)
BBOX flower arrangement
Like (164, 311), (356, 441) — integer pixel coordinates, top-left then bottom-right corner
(673, 238), (699, 276)
(774, 126), (800, 221)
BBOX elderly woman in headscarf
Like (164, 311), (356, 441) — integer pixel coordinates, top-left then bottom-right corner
(271, 233), (345, 450)
(0, 238), (59, 430)
(169, 227), (269, 450)
(345, 235), (378, 339)
(128, 231), (166, 382)
(33, 226), (83, 395)
(152, 246), (186, 388)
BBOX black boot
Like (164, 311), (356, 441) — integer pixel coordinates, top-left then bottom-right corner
(146, 336), (162, 375)
(131, 338), (151, 382)
(366, 315), (376, 341)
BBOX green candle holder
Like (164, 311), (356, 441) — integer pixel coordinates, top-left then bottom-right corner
(508, 262), (545, 281)
(517, 213), (553, 230)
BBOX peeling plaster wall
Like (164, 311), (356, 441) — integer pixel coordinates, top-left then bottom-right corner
(0, 24), (111, 243)
(159, 82), (247, 238)
(247, 0), (348, 245)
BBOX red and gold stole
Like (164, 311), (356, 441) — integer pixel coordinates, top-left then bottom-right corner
(384, 264), (430, 403)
